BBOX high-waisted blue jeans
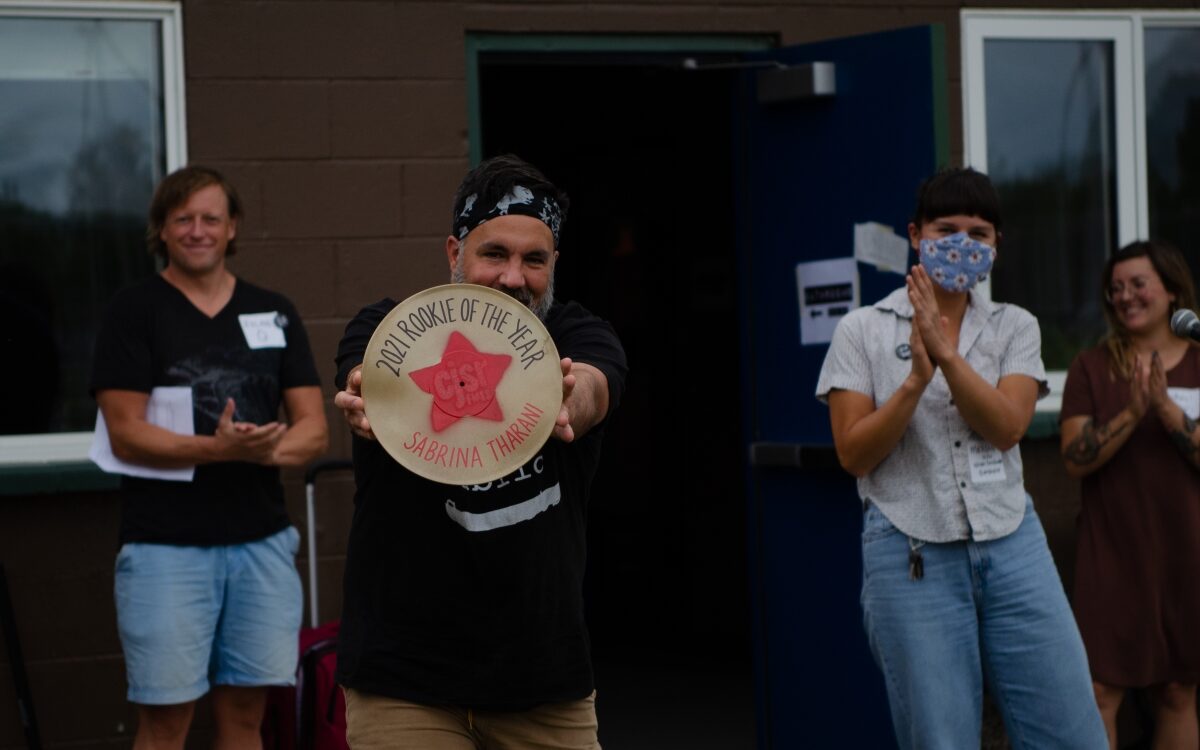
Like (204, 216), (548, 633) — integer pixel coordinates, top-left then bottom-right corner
(860, 497), (1105, 750)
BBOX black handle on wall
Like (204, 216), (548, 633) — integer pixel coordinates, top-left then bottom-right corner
(747, 442), (842, 471)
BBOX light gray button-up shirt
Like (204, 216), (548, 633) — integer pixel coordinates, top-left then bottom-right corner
(816, 287), (1048, 543)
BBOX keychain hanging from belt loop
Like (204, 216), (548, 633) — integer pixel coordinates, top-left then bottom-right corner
(908, 537), (926, 581)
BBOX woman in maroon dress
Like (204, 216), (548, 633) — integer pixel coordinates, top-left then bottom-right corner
(1061, 240), (1200, 749)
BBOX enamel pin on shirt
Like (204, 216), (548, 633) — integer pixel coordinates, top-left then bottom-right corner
(361, 284), (563, 484)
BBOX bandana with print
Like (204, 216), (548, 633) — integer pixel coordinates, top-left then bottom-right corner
(454, 185), (564, 246)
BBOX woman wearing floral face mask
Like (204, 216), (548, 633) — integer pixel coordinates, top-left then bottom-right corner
(816, 168), (1105, 750)
(1060, 240), (1200, 749)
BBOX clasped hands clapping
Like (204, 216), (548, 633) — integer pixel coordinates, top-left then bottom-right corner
(1126, 350), (1172, 422)
(905, 265), (958, 386)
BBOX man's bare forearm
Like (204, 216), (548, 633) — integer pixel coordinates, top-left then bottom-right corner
(565, 364), (609, 439)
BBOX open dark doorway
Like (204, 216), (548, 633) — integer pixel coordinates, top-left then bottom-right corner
(480, 51), (755, 748)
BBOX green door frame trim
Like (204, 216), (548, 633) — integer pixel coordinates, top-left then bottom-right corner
(466, 33), (775, 165)
(929, 23), (951, 170)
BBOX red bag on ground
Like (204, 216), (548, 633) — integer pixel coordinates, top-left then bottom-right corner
(262, 620), (347, 750)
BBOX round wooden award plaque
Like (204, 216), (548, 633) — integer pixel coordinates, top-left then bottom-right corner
(361, 284), (562, 484)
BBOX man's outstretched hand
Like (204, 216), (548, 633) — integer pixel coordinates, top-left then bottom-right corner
(334, 365), (376, 441)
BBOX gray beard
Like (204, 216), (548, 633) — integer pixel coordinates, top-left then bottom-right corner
(451, 262), (554, 322)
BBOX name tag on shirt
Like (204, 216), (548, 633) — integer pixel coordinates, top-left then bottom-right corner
(968, 439), (1007, 485)
(239, 311), (286, 349)
(1168, 387), (1200, 419)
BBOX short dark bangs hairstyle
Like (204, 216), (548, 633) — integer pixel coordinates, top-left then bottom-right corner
(910, 167), (1003, 232)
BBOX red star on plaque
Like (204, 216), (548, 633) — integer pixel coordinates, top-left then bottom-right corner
(408, 331), (513, 432)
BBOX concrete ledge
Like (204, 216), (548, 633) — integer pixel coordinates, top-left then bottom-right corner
(1026, 411), (1061, 441)
(0, 463), (119, 496)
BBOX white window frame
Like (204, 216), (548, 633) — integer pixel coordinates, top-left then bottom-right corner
(0, 1), (187, 466)
(962, 9), (1200, 412)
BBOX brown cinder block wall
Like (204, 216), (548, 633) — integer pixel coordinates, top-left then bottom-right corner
(4, 0), (1199, 746)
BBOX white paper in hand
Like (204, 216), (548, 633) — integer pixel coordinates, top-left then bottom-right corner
(89, 386), (196, 481)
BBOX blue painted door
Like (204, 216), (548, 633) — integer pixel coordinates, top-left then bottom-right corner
(734, 26), (948, 749)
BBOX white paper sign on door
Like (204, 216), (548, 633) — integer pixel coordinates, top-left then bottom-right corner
(853, 221), (909, 274)
(796, 258), (859, 346)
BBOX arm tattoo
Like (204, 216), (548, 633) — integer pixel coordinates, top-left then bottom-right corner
(1169, 413), (1200, 467)
(1064, 416), (1130, 466)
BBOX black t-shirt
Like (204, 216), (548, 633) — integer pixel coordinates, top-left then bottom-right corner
(333, 298), (627, 710)
(90, 275), (321, 546)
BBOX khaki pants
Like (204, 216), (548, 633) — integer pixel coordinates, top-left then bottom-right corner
(344, 687), (601, 750)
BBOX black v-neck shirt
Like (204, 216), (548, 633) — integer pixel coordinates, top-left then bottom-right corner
(333, 298), (627, 710)
(91, 275), (320, 545)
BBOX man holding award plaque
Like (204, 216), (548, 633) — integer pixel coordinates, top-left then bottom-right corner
(333, 155), (627, 748)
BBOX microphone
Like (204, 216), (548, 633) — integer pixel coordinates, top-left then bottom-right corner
(1171, 308), (1200, 342)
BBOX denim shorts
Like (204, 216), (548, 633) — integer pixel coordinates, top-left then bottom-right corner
(114, 526), (303, 705)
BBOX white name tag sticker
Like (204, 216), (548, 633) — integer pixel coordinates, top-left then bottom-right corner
(968, 439), (1007, 485)
(1168, 387), (1200, 419)
(239, 312), (286, 349)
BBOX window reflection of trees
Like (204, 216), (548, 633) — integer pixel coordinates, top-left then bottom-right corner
(1146, 29), (1200, 287)
(986, 40), (1115, 370)
(0, 17), (161, 434)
